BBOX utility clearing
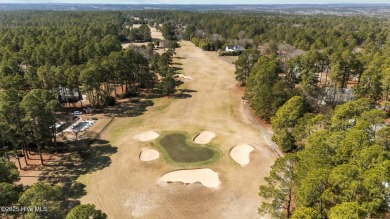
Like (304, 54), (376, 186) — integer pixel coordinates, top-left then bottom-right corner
(79, 27), (276, 219)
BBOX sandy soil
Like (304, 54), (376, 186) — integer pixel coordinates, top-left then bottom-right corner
(134, 131), (160, 142)
(158, 168), (220, 188)
(122, 42), (151, 49)
(11, 153), (61, 186)
(194, 131), (216, 144)
(140, 148), (160, 161)
(230, 144), (255, 166)
(79, 37), (277, 218)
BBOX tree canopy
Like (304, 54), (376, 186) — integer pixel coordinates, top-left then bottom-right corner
(260, 99), (390, 218)
(19, 182), (63, 219)
(66, 204), (107, 219)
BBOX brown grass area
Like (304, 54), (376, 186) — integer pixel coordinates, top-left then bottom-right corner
(78, 40), (276, 219)
(219, 55), (239, 64)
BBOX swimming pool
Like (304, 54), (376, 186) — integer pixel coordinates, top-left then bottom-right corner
(72, 122), (89, 132)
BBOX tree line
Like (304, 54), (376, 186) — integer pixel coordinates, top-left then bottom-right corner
(0, 10), (181, 219)
(128, 10), (388, 53)
(259, 97), (390, 218)
(0, 11), (179, 152)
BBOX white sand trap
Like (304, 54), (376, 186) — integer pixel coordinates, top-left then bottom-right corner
(134, 131), (159, 141)
(194, 131), (216, 144)
(158, 168), (220, 188)
(230, 144), (254, 166)
(176, 74), (193, 80)
(139, 148), (160, 161)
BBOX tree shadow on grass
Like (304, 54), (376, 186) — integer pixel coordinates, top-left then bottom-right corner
(172, 66), (183, 71)
(178, 89), (197, 93)
(173, 93), (192, 99)
(103, 99), (154, 117)
(39, 139), (118, 211)
(173, 89), (197, 99)
(143, 93), (164, 99)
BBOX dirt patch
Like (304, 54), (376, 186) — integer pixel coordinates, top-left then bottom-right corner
(11, 153), (62, 186)
(230, 144), (254, 166)
(158, 168), (220, 188)
(122, 42), (151, 49)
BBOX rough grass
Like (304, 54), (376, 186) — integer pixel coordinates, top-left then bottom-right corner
(155, 131), (221, 166)
(104, 117), (143, 144)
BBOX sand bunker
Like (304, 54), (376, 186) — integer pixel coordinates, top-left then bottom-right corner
(140, 148), (160, 161)
(194, 131), (216, 144)
(134, 131), (159, 142)
(158, 168), (220, 188)
(176, 74), (193, 80)
(230, 144), (254, 166)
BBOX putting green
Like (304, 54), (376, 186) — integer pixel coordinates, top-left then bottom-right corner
(156, 132), (218, 164)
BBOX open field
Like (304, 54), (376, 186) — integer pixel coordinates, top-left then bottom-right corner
(79, 28), (277, 218)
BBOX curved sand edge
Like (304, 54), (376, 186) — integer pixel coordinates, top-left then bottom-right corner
(139, 148), (160, 161)
(158, 168), (220, 188)
(176, 74), (193, 80)
(230, 144), (254, 166)
(194, 131), (216, 144)
(134, 131), (159, 142)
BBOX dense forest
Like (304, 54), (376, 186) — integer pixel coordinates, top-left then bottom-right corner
(0, 11), (181, 218)
(0, 9), (389, 218)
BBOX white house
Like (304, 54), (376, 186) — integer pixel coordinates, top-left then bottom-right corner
(225, 45), (245, 52)
(57, 87), (82, 103)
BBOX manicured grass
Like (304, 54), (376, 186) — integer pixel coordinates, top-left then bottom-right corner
(156, 131), (220, 165)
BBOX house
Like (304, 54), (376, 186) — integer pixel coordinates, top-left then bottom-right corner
(57, 87), (82, 103)
(225, 45), (245, 52)
(321, 87), (355, 105)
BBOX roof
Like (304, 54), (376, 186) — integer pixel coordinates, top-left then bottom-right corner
(226, 45), (244, 50)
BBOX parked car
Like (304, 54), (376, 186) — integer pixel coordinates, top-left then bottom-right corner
(73, 111), (82, 115)
(84, 107), (95, 114)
